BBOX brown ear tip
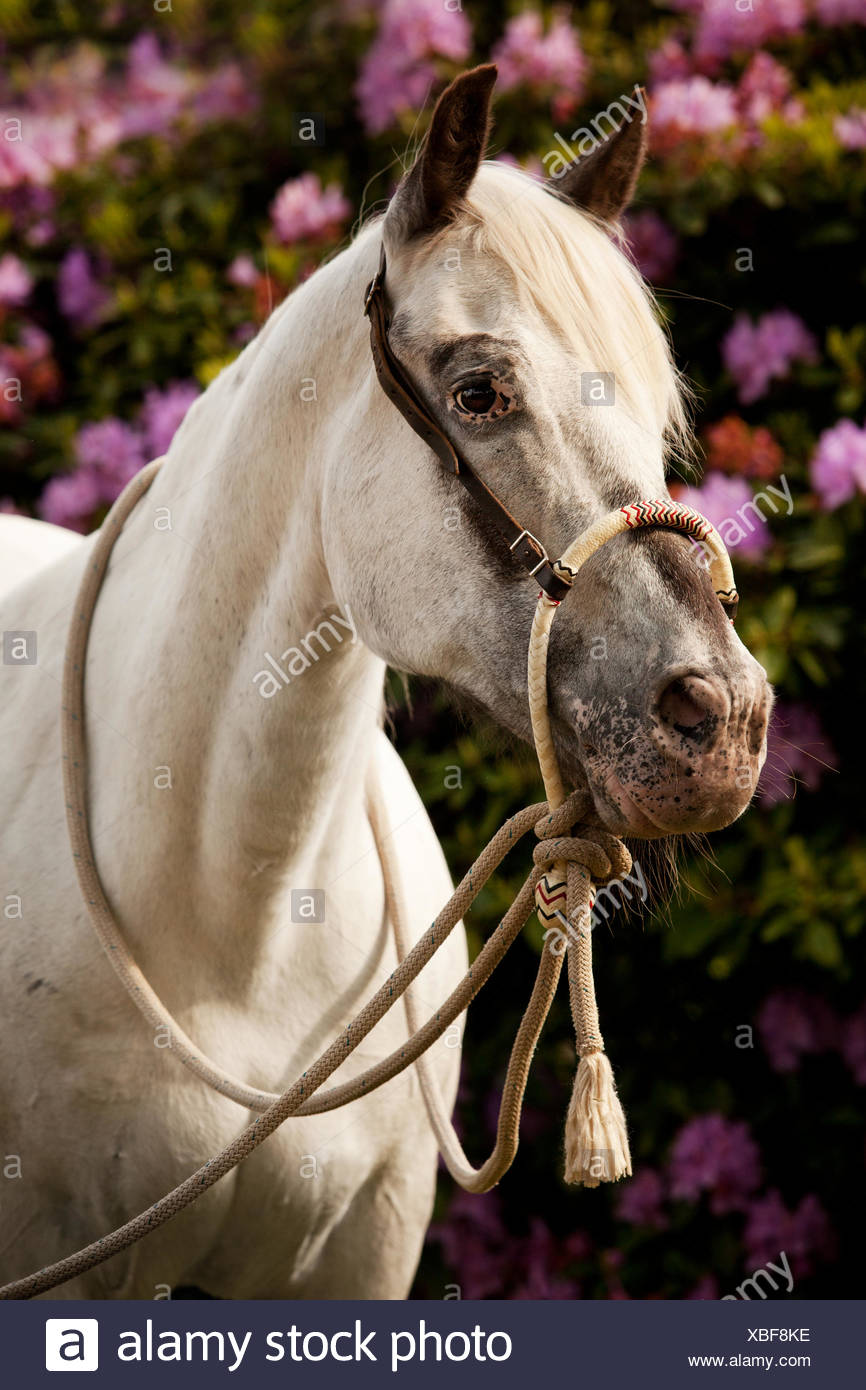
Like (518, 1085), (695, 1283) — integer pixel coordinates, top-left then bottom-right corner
(462, 63), (498, 90)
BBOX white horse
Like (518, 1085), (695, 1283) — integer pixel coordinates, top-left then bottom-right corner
(0, 68), (770, 1298)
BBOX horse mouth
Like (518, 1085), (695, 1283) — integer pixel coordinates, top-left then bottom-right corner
(591, 772), (670, 838)
(583, 762), (757, 839)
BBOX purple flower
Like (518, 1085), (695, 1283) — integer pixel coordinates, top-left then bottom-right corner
(57, 247), (110, 329)
(615, 1166), (668, 1229)
(651, 77), (738, 136)
(139, 381), (200, 458)
(0, 252), (33, 307)
(75, 417), (148, 495)
(810, 418), (866, 509)
(756, 990), (840, 1073)
(722, 310), (818, 404)
(270, 173), (351, 245)
(758, 702), (837, 805)
(840, 1004), (866, 1085)
(743, 1191), (835, 1279)
(491, 12), (587, 97)
(815, 0), (866, 23)
(835, 108), (866, 149)
(428, 1190), (511, 1299)
(356, 0), (471, 135)
(512, 1219), (580, 1300)
(677, 472), (772, 560)
(668, 1114), (761, 1215)
(623, 210), (679, 283)
(38, 466), (104, 533)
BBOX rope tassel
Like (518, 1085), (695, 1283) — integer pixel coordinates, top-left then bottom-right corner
(564, 1050), (631, 1187)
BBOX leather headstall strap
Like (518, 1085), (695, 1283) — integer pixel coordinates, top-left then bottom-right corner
(364, 245), (571, 603)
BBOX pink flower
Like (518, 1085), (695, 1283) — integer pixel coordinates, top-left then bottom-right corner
(743, 1191), (835, 1280)
(647, 36), (693, 86)
(270, 172), (351, 245)
(757, 702), (837, 805)
(227, 254), (259, 288)
(615, 1167), (668, 1229)
(722, 310), (817, 405)
(623, 210), (679, 283)
(756, 990), (840, 1073)
(651, 77), (738, 137)
(668, 1114), (761, 1215)
(810, 418), (866, 509)
(57, 247), (110, 329)
(835, 108), (866, 150)
(688, 0), (806, 65)
(737, 52), (800, 127)
(139, 381), (200, 458)
(0, 252), (33, 307)
(491, 11), (587, 97)
(356, 51), (437, 136)
(840, 1003), (866, 1085)
(194, 64), (257, 125)
(121, 33), (194, 140)
(677, 472), (772, 560)
(356, 0), (471, 135)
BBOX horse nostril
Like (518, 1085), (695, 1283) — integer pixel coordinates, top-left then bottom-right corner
(656, 675), (728, 737)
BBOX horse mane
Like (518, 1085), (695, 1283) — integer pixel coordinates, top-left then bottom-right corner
(446, 160), (692, 467)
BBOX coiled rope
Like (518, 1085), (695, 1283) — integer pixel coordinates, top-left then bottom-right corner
(0, 465), (736, 1298)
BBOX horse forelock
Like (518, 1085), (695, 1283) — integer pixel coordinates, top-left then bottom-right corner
(406, 161), (693, 469)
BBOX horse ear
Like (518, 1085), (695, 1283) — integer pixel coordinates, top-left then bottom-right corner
(550, 113), (648, 223)
(385, 65), (497, 244)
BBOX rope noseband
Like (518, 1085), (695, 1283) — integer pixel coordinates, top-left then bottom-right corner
(0, 246), (739, 1299)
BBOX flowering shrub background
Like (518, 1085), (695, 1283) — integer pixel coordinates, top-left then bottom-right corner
(2, 1), (864, 1299)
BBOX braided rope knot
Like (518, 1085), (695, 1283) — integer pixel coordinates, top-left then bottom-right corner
(532, 832), (632, 886)
(531, 788), (633, 926)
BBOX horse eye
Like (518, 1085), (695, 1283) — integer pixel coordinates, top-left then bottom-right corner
(454, 382), (499, 416)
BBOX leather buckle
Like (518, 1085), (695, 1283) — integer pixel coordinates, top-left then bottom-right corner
(509, 528), (547, 568)
(363, 277), (381, 316)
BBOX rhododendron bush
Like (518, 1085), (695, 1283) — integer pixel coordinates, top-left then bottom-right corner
(2, 1), (863, 1299)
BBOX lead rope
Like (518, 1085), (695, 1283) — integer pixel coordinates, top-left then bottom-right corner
(0, 464), (737, 1298)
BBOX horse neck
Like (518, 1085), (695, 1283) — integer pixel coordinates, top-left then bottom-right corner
(91, 228), (387, 952)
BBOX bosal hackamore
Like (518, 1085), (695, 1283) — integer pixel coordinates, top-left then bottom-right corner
(0, 249), (738, 1299)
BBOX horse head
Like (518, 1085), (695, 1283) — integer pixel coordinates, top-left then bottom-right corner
(328, 66), (772, 839)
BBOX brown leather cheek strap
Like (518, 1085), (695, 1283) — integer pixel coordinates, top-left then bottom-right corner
(364, 248), (571, 603)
